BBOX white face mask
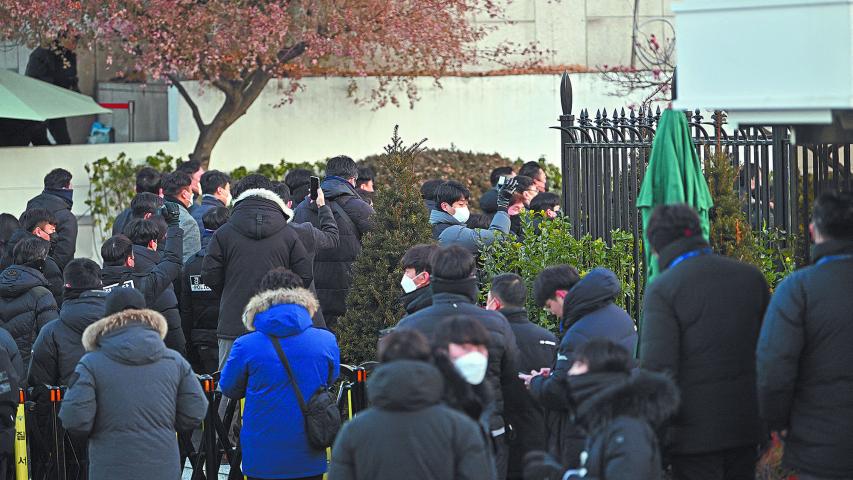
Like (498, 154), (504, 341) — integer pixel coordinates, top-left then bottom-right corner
(453, 351), (488, 385)
(452, 206), (470, 224)
(400, 274), (418, 294)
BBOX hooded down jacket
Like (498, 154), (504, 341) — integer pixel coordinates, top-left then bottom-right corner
(529, 268), (637, 467)
(219, 287), (339, 479)
(202, 188), (313, 340)
(58, 309), (207, 480)
(0, 265), (58, 365)
(292, 177), (373, 321)
(329, 360), (494, 480)
(567, 370), (679, 479)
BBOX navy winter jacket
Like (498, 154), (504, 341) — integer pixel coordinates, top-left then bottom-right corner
(220, 287), (339, 479)
(529, 267), (637, 467)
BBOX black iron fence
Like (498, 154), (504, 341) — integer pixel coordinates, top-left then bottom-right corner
(554, 73), (853, 309)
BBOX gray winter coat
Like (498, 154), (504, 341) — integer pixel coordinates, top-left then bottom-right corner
(329, 360), (494, 480)
(58, 309), (208, 480)
(429, 209), (511, 254)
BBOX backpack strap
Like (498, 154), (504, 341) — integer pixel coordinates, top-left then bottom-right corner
(268, 335), (308, 414)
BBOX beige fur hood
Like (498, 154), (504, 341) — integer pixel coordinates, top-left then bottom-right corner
(242, 287), (319, 331)
(82, 308), (168, 352)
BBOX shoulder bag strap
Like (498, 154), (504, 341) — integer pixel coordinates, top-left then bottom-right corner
(269, 335), (308, 414)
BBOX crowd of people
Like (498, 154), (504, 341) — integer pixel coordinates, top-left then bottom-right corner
(0, 157), (850, 480)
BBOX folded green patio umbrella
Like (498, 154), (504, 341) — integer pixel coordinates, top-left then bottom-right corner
(636, 109), (714, 285)
(0, 68), (109, 121)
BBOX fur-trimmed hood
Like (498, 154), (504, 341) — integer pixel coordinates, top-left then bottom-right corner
(242, 287), (319, 337)
(234, 188), (293, 221)
(572, 370), (680, 433)
(83, 308), (167, 350)
(82, 308), (168, 364)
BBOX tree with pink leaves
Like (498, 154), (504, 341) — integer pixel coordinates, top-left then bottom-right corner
(1, 0), (544, 166)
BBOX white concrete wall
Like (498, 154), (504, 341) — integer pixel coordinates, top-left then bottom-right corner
(0, 72), (653, 260)
(0, 142), (179, 261)
(176, 73), (654, 172)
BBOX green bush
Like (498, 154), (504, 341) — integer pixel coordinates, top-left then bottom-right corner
(336, 128), (434, 364)
(363, 149), (561, 212)
(479, 212), (637, 332)
(228, 159), (326, 182)
(84, 150), (178, 240)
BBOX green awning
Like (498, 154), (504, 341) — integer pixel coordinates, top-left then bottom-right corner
(0, 69), (109, 121)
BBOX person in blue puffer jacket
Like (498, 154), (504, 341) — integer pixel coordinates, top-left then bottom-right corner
(220, 269), (339, 480)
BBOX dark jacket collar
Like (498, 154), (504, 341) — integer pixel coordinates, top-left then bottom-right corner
(812, 239), (853, 264)
(43, 188), (74, 208)
(431, 276), (479, 303)
(131, 245), (159, 272)
(201, 195), (225, 209)
(164, 195), (190, 213)
(499, 306), (529, 324)
(656, 235), (711, 272)
(401, 285), (433, 314)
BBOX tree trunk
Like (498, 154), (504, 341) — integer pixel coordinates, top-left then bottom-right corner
(170, 70), (272, 169)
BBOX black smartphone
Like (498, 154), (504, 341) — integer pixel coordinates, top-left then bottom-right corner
(310, 176), (320, 200)
(497, 175), (507, 188)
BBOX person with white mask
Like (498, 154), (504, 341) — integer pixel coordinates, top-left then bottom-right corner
(398, 244), (437, 316)
(329, 328), (493, 480)
(396, 245), (523, 480)
(429, 179), (519, 255)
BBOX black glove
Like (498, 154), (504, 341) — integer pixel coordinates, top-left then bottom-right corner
(160, 201), (181, 227)
(523, 451), (565, 480)
(496, 176), (520, 211)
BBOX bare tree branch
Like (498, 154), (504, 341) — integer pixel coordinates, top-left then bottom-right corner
(167, 75), (206, 130)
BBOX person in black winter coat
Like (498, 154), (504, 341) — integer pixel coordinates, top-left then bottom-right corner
(121, 218), (187, 356)
(329, 348), (493, 480)
(524, 265), (637, 469)
(0, 236), (58, 365)
(399, 244), (436, 316)
(524, 339), (680, 480)
(757, 191), (853, 479)
(112, 168), (163, 236)
(2, 208), (64, 306)
(271, 181), (339, 329)
(25, 39), (79, 145)
(292, 156), (374, 328)
(29, 258), (107, 388)
(26, 169), (77, 269)
(396, 245), (523, 479)
(202, 175), (312, 367)
(639, 204), (769, 480)
(99, 204), (185, 355)
(58, 305), (208, 480)
(28, 258), (105, 480)
(487, 273), (557, 480)
(180, 207), (229, 374)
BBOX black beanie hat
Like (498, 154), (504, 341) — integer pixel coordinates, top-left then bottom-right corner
(104, 288), (146, 316)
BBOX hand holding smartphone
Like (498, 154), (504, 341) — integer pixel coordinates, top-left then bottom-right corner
(310, 176), (320, 201)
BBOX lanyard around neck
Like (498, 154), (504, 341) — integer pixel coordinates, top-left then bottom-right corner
(668, 248), (713, 269)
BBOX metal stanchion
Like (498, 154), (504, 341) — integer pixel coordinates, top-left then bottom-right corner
(14, 389), (27, 480)
(48, 386), (65, 480)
